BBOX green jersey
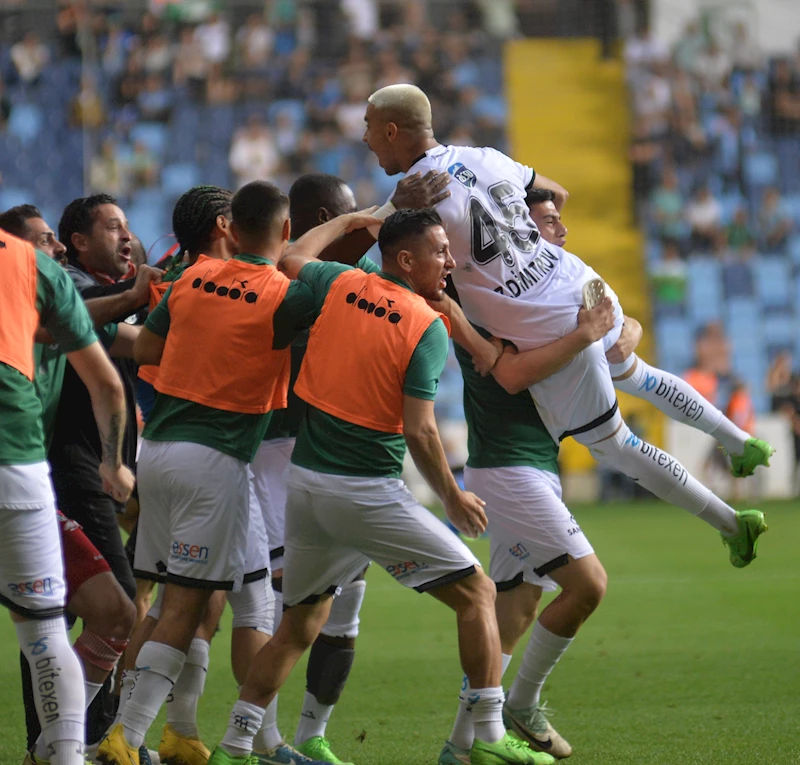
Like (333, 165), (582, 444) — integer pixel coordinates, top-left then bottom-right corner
(0, 251), (97, 465)
(142, 254), (315, 463)
(263, 254), (382, 442)
(453, 330), (559, 474)
(290, 261), (449, 478)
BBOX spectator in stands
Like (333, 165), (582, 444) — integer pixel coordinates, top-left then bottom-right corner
(195, 11), (231, 66)
(0, 77), (10, 130)
(236, 13), (274, 71)
(136, 72), (172, 122)
(757, 187), (793, 252)
(767, 59), (800, 136)
(693, 40), (732, 95)
(726, 208), (755, 251)
(673, 20), (705, 73)
(342, 0), (379, 40)
(89, 138), (126, 198)
(129, 140), (161, 190)
(649, 240), (687, 307)
(173, 26), (210, 100)
(650, 168), (686, 244)
(10, 31), (50, 86)
(728, 21), (761, 73)
(70, 73), (106, 129)
(100, 21), (130, 78)
(686, 184), (723, 251)
(142, 33), (173, 75)
(629, 117), (663, 220)
(206, 62), (241, 105)
(624, 24), (668, 71)
(229, 113), (279, 188)
(766, 350), (795, 412)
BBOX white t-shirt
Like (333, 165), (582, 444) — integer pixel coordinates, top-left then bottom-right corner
(397, 144), (599, 350)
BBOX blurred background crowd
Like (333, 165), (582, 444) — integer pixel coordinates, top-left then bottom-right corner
(1, 0), (799, 489)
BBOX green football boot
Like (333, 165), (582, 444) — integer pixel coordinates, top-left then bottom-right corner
(722, 509), (768, 568)
(207, 747), (258, 765)
(471, 732), (555, 765)
(295, 737), (353, 765)
(438, 740), (472, 765)
(729, 438), (775, 478)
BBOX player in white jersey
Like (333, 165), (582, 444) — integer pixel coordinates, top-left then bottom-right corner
(362, 84), (768, 569)
(524, 187), (775, 480)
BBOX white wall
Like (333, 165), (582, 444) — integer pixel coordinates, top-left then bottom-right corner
(652, 0), (799, 54)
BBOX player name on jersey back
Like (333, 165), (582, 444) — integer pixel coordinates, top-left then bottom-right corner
(406, 144), (596, 352)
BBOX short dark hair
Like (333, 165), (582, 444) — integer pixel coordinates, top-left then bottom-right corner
(0, 204), (42, 238)
(378, 208), (443, 261)
(525, 188), (556, 207)
(172, 185), (233, 256)
(231, 181), (289, 240)
(288, 173), (350, 238)
(59, 193), (118, 262)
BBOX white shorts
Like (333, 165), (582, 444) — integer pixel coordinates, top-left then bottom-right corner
(134, 440), (250, 591)
(464, 466), (593, 594)
(251, 438), (294, 570)
(282, 465), (480, 607)
(243, 474), (270, 582)
(0, 462), (66, 617)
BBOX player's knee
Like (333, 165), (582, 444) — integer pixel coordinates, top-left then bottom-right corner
(81, 579), (137, 641)
(74, 627), (129, 672)
(460, 568), (498, 617)
(229, 578), (276, 635)
(319, 578), (366, 640)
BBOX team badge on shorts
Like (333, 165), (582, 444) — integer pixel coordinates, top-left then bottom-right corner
(448, 162), (477, 188)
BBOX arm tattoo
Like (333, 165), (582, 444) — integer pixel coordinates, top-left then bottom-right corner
(101, 412), (124, 467)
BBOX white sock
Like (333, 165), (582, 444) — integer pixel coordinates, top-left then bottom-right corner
(113, 669), (135, 727)
(166, 638), (209, 738)
(294, 691), (333, 746)
(48, 736), (85, 765)
(221, 700), (265, 757)
(121, 641), (186, 749)
(469, 687), (505, 744)
(448, 654), (513, 750)
(507, 624), (573, 710)
(16, 619), (85, 760)
(588, 424), (739, 535)
(84, 681), (104, 708)
(611, 355), (749, 455)
(253, 696), (282, 752)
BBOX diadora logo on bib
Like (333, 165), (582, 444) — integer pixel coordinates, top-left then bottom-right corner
(345, 286), (403, 324)
(386, 561), (429, 580)
(8, 578), (55, 598)
(448, 162), (477, 188)
(171, 541), (210, 564)
(191, 270), (259, 304)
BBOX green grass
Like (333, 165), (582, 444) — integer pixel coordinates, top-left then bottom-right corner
(1, 500), (798, 765)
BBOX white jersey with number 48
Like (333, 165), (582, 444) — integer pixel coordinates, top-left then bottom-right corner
(402, 144), (601, 351)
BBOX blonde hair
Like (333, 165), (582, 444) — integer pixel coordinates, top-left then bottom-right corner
(367, 84), (432, 129)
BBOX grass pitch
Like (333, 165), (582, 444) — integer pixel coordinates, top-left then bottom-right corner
(0, 499), (798, 765)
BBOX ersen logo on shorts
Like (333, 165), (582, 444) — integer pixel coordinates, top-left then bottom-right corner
(8, 578), (55, 598)
(171, 541), (210, 564)
(385, 561), (429, 580)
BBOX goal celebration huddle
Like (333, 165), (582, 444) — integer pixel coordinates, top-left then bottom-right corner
(0, 85), (773, 765)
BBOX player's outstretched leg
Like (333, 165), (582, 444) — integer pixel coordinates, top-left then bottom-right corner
(609, 354), (774, 477)
(294, 575), (366, 765)
(431, 570), (556, 765)
(586, 423), (768, 567)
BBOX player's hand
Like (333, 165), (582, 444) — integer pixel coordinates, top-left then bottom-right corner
(445, 490), (488, 539)
(130, 264), (164, 305)
(99, 463), (136, 503)
(576, 297), (615, 345)
(392, 170), (452, 210)
(341, 208), (380, 233)
(473, 336), (504, 377)
(606, 315), (643, 364)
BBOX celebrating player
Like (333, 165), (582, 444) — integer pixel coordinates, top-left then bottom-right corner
(362, 84), (768, 569)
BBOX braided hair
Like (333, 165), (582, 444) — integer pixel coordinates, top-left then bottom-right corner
(172, 185), (233, 259)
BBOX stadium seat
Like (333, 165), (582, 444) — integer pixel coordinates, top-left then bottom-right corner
(753, 257), (793, 310)
(762, 313), (795, 355)
(686, 258), (723, 323)
(0, 187), (33, 210)
(161, 163), (200, 196)
(129, 122), (168, 156)
(655, 315), (694, 373)
(722, 261), (754, 299)
(724, 297), (761, 352)
(743, 151), (779, 191)
(7, 103), (44, 146)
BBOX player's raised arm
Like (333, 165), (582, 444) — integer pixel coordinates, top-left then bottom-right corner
(530, 172), (569, 211)
(279, 210), (378, 279)
(433, 293), (501, 376)
(492, 298), (615, 395)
